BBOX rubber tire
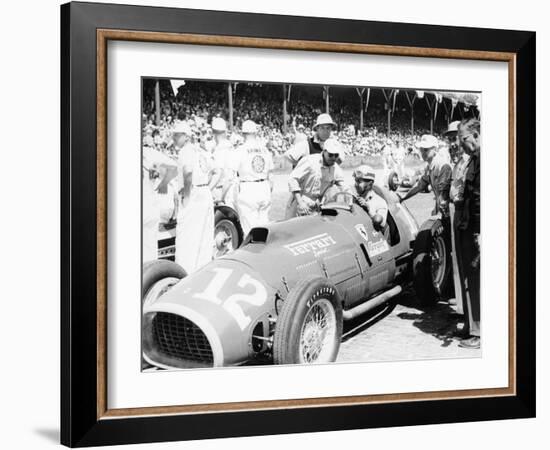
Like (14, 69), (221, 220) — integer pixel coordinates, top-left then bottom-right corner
(214, 208), (244, 248)
(388, 171), (399, 191)
(273, 276), (343, 365)
(411, 219), (452, 306)
(214, 217), (240, 253)
(142, 259), (187, 304)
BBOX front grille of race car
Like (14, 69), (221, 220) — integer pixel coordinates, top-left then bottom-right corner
(150, 312), (214, 366)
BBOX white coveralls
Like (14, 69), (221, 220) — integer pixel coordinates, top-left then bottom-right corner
(212, 139), (237, 209)
(142, 168), (160, 262)
(235, 140), (274, 235)
(286, 153), (345, 219)
(175, 143), (216, 274)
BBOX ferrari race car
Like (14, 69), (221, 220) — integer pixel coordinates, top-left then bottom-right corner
(142, 186), (452, 368)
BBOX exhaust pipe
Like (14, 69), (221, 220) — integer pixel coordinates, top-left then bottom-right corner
(343, 285), (402, 321)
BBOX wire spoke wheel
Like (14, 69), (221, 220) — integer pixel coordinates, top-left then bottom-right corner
(298, 298), (337, 364)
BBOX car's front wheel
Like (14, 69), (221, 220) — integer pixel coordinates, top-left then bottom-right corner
(412, 218), (452, 306)
(273, 276), (343, 365)
(142, 260), (186, 307)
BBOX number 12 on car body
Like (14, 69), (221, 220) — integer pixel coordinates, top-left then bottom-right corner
(193, 267), (268, 329)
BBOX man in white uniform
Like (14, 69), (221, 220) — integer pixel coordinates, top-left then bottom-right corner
(211, 117), (237, 209)
(234, 120), (274, 235)
(174, 121), (220, 274)
(352, 165), (388, 230)
(142, 166), (160, 262)
(286, 138), (345, 218)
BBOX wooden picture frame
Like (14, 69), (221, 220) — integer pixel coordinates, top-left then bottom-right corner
(61, 1), (535, 446)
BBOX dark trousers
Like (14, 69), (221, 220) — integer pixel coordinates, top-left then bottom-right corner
(457, 225), (481, 337)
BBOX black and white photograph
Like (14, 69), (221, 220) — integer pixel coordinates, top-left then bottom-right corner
(141, 78), (482, 370)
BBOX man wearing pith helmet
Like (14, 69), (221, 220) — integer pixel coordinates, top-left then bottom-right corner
(285, 113), (337, 168)
(353, 165), (388, 230)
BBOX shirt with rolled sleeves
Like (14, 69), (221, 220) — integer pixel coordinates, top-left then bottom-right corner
(361, 190), (388, 227)
(450, 153), (471, 204)
(288, 153), (345, 200)
(417, 152), (452, 213)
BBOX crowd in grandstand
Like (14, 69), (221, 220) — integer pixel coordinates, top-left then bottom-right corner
(142, 80), (450, 160)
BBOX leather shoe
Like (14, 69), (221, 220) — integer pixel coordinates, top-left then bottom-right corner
(458, 336), (480, 349)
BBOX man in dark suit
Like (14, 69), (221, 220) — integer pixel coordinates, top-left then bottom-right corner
(456, 118), (481, 349)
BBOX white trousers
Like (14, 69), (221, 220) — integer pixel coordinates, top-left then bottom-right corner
(175, 186), (214, 274)
(236, 181), (271, 235)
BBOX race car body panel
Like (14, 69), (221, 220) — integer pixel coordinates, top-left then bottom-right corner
(143, 259), (277, 367)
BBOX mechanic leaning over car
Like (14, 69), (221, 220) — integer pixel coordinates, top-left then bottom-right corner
(174, 120), (221, 274)
(234, 120), (274, 235)
(454, 118), (481, 350)
(286, 138), (345, 218)
(399, 134), (452, 217)
(284, 113), (336, 168)
(352, 165), (388, 231)
(211, 117), (237, 209)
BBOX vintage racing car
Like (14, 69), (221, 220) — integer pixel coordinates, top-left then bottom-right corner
(142, 186), (452, 368)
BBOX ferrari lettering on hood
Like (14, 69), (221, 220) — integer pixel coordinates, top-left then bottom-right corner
(284, 233), (336, 257)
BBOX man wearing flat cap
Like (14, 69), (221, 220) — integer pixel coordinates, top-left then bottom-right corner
(286, 137), (345, 218)
(400, 134), (452, 217)
(353, 165), (388, 231)
(285, 113), (337, 168)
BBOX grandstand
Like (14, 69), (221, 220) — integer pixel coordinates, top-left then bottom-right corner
(142, 78), (480, 159)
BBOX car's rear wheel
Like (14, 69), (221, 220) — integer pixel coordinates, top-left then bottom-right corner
(214, 218), (240, 258)
(388, 171), (399, 191)
(142, 260), (186, 307)
(412, 218), (452, 306)
(273, 277), (343, 365)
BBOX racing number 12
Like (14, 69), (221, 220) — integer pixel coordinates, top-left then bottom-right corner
(193, 268), (267, 330)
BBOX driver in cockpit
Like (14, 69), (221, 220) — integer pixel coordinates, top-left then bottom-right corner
(353, 165), (388, 231)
